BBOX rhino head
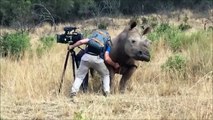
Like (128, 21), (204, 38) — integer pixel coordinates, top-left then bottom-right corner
(123, 21), (151, 62)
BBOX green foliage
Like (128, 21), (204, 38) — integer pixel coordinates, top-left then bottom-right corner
(36, 36), (55, 58)
(148, 23), (171, 41)
(0, 116), (4, 120)
(161, 54), (187, 72)
(147, 15), (159, 28)
(181, 30), (202, 48)
(166, 29), (186, 52)
(1, 0), (211, 25)
(207, 26), (213, 31)
(178, 23), (191, 31)
(187, 30), (213, 75)
(0, 32), (30, 59)
(148, 23), (170, 42)
(73, 0), (95, 18)
(148, 23), (189, 51)
(98, 21), (109, 30)
(45, 0), (75, 21)
(73, 111), (86, 120)
(155, 23), (171, 33)
(0, 0), (32, 26)
(183, 14), (189, 23)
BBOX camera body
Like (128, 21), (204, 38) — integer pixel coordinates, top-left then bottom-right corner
(57, 27), (83, 44)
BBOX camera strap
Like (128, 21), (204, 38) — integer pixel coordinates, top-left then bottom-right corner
(91, 38), (104, 47)
(96, 30), (108, 37)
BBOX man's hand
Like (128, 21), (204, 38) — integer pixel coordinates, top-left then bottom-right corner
(114, 63), (120, 69)
(114, 62), (120, 73)
(67, 38), (89, 51)
(68, 45), (74, 50)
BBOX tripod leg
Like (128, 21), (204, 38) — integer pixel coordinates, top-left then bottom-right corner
(58, 51), (70, 93)
(71, 51), (76, 79)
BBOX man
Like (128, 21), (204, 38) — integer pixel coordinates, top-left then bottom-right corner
(68, 29), (119, 98)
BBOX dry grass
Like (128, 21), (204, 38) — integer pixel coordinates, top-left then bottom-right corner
(0, 15), (213, 120)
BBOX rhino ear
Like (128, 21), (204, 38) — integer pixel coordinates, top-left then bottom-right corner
(142, 27), (151, 35)
(128, 20), (137, 30)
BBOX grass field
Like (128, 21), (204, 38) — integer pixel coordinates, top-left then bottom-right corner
(0, 13), (213, 119)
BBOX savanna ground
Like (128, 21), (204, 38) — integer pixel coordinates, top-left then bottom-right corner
(1, 9), (213, 119)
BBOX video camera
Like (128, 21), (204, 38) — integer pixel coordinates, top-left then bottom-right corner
(56, 26), (83, 44)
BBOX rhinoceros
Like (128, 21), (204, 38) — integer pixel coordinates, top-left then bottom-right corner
(106, 21), (151, 93)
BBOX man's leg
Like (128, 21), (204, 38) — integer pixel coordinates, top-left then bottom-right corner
(92, 59), (110, 95)
(71, 60), (89, 94)
(76, 49), (89, 93)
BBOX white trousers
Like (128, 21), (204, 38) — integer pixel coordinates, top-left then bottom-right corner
(71, 53), (110, 93)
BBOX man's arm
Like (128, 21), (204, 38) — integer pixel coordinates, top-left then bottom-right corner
(104, 47), (119, 69)
(68, 38), (90, 50)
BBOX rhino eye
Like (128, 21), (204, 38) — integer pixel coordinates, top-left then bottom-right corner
(131, 40), (136, 44)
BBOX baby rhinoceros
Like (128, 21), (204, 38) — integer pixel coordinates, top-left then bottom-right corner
(107, 21), (152, 93)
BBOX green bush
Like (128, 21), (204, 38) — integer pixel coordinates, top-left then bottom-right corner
(36, 36), (55, 58)
(148, 15), (159, 28)
(207, 26), (213, 31)
(74, 111), (86, 120)
(148, 23), (188, 51)
(148, 23), (172, 41)
(181, 30), (203, 49)
(147, 23), (171, 41)
(97, 22), (108, 30)
(187, 30), (213, 75)
(155, 23), (171, 33)
(0, 32), (30, 59)
(178, 23), (191, 31)
(166, 29), (186, 51)
(161, 54), (187, 72)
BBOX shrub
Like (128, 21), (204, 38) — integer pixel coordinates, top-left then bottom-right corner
(148, 23), (188, 51)
(181, 30), (203, 49)
(183, 14), (189, 24)
(187, 30), (212, 76)
(148, 15), (158, 28)
(161, 54), (187, 73)
(74, 111), (86, 120)
(178, 23), (191, 31)
(166, 29), (187, 52)
(36, 36), (55, 57)
(0, 32), (30, 59)
(147, 23), (171, 42)
(207, 26), (213, 31)
(155, 23), (171, 33)
(97, 21), (109, 30)
(40, 36), (55, 50)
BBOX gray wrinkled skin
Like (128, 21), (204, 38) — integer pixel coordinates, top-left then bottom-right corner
(107, 21), (152, 93)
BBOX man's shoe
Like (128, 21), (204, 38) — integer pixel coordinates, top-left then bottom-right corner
(70, 92), (77, 98)
(70, 92), (78, 103)
(103, 91), (109, 97)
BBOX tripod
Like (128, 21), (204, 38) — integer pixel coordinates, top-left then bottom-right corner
(58, 48), (88, 93)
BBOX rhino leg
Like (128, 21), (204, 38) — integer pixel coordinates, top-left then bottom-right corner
(119, 67), (136, 93)
(108, 67), (116, 94)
